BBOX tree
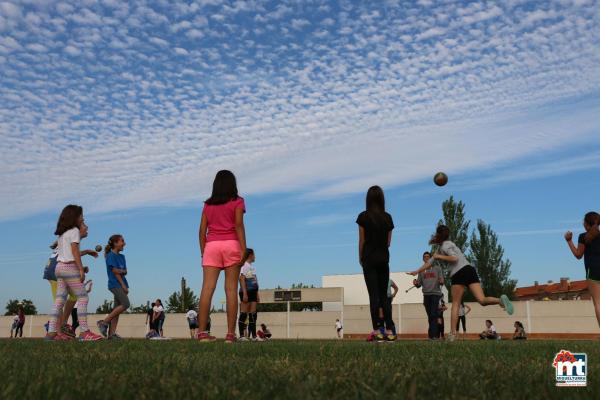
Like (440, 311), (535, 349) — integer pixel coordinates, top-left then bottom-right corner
(4, 299), (37, 315)
(96, 300), (113, 314)
(468, 220), (517, 299)
(290, 283), (316, 289)
(131, 304), (150, 314)
(166, 277), (198, 312)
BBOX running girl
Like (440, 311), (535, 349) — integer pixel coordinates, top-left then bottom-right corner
(198, 170), (247, 343)
(565, 211), (600, 329)
(238, 248), (260, 341)
(97, 234), (129, 340)
(356, 185), (396, 342)
(46, 205), (103, 341)
(410, 225), (513, 342)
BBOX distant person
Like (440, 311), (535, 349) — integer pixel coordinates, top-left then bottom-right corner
(565, 211), (600, 329)
(513, 321), (527, 340)
(44, 223), (97, 339)
(437, 298), (447, 339)
(456, 301), (471, 338)
(186, 308), (199, 338)
(146, 302), (155, 332)
(335, 319), (343, 339)
(10, 314), (18, 338)
(410, 225), (513, 341)
(153, 299), (165, 337)
(257, 323), (271, 340)
(197, 170), (247, 343)
(356, 186), (396, 342)
(46, 205), (102, 341)
(97, 234), (130, 340)
(14, 306), (25, 338)
(239, 248), (259, 341)
(413, 251), (443, 340)
(479, 320), (498, 340)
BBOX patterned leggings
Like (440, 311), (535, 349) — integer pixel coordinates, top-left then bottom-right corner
(48, 262), (89, 333)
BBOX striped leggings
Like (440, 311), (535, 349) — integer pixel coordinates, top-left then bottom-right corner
(48, 262), (89, 333)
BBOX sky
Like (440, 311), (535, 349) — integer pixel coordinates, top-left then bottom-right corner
(0, 0), (599, 313)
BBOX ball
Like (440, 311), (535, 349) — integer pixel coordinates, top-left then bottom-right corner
(95, 245), (102, 252)
(433, 172), (448, 187)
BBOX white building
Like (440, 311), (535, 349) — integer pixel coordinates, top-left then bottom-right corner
(322, 271), (448, 311)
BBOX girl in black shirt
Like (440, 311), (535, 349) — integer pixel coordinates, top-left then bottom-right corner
(356, 186), (396, 341)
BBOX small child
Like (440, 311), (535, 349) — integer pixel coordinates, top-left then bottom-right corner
(186, 308), (199, 339)
(513, 321), (527, 340)
(479, 320), (498, 340)
(198, 170), (247, 343)
(97, 235), (129, 340)
(46, 205), (103, 341)
(335, 319), (343, 339)
(239, 248), (260, 341)
(257, 323), (271, 340)
(410, 225), (513, 341)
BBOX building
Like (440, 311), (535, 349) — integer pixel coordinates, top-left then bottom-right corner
(514, 277), (589, 301)
(321, 271), (445, 311)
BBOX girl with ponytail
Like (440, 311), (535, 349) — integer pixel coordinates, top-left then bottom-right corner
(96, 234), (130, 339)
(565, 211), (600, 330)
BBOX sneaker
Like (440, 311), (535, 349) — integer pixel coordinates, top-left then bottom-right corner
(79, 330), (103, 341)
(386, 334), (397, 342)
(500, 295), (514, 315)
(225, 333), (236, 344)
(375, 333), (386, 342)
(446, 333), (457, 342)
(109, 333), (123, 340)
(96, 320), (109, 338)
(61, 324), (76, 338)
(254, 337), (264, 342)
(239, 336), (249, 342)
(196, 331), (216, 342)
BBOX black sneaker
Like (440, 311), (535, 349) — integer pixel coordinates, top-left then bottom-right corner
(96, 320), (109, 338)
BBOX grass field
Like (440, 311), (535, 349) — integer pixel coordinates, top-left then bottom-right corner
(0, 339), (596, 399)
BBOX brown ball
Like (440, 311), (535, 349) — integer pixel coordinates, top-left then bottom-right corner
(95, 245), (102, 252)
(433, 172), (448, 187)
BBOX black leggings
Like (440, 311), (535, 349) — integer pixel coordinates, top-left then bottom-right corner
(15, 322), (24, 337)
(456, 315), (466, 332)
(362, 264), (394, 331)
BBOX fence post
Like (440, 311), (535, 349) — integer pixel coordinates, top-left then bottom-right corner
(287, 301), (290, 339)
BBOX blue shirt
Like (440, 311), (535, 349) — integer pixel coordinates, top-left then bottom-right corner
(106, 251), (128, 289)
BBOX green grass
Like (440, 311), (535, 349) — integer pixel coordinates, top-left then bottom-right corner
(0, 339), (596, 399)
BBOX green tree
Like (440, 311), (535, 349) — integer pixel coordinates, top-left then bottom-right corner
(131, 304), (150, 314)
(4, 299), (37, 315)
(96, 300), (113, 314)
(290, 283), (316, 289)
(166, 277), (198, 312)
(468, 220), (517, 298)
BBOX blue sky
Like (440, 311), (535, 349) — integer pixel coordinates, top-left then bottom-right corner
(0, 0), (599, 312)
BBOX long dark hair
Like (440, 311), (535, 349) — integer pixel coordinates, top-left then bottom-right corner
(365, 185), (387, 224)
(515, 321), (524, 329)
(429, 225), (450, 245)
(584, 211), (600, 244)
(54, 205), (83, 236)
(205, 170), (239, 205)
(104, 234), (124, 257)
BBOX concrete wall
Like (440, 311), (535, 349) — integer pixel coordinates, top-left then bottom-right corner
(1, 300), (597, 338)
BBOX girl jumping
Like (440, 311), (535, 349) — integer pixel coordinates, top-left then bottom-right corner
(410, 225), (513, 342)
(45, 205), (103, 341)
(565, 211), (600, 330)
(356, 185), (396, 342)
(198, 170), (247, 343)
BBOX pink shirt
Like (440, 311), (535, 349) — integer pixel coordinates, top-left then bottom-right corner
(203, 197), (246, 242)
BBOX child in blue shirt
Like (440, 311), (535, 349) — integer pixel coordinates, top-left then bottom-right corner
(96, 234), (129, 339)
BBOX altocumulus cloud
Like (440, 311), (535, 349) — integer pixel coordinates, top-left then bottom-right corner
(0, 0), (599, 220)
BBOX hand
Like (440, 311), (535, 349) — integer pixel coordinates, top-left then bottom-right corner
(407, 271), (418, 276)
(412, 279), (418, 286)
(433, 253), (441, 260)
(564, 231), (573, 242)
(79, 269), (85, 283)
(123, 287), (129, 295)
(87, 250), (99, 258)
(83, 266), (89, 273)
(242, 294), (248, 303)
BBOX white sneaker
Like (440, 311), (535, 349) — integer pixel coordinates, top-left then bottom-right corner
(446, 334), (457, 342)
(239, 337), (249, 342)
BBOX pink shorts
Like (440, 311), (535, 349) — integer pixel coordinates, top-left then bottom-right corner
(203, 240), (242, 269)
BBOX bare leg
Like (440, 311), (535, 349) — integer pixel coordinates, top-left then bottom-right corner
(104, 305), (126, 324)
(588, 281), (600, 329)
(198, 267), (220, 332)
(224, 265), (242, 335)
(450, 285), (465, 336)
(109, 314), (120, 336)
(468, 283), (500, 306)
